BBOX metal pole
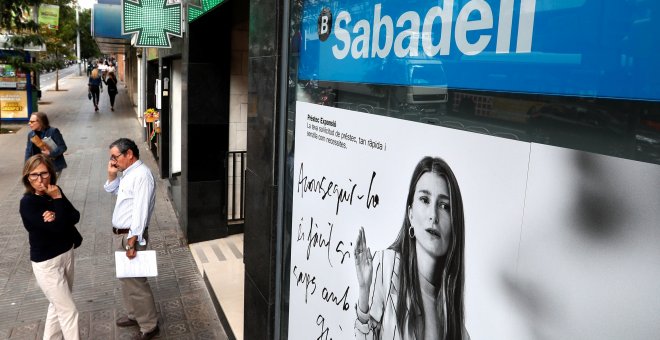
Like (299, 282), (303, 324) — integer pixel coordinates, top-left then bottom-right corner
(76, 6), (81, 76)
(274, 0), (291, 336)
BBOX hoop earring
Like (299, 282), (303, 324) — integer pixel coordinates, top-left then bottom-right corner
(408, 226), (415, 239)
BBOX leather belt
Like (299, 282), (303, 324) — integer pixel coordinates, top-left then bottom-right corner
(112, 227), (130, 235)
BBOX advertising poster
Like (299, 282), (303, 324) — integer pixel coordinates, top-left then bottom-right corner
(288, 101), (531, 339)
(0, 90), (29, 119)
(0, 64), (27, 89)
(38, 4), (60, 30)
(288, 101), (660, 339)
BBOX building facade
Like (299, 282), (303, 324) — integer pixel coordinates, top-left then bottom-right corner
(247, 0), (660, 339)
(96, 0), (660, 339)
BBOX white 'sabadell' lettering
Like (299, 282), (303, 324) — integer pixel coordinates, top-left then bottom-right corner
(331, 0), (536, 60)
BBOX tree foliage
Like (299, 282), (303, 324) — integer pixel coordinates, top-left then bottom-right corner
(1, 0), (100, 72)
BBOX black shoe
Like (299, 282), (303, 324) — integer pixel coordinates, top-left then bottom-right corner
(134, 325), (159, 340)
(116, 316), (138, 327)
(111, 107), (115, 111)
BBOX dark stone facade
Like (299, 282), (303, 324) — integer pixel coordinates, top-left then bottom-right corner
(245, 0), (286, 337)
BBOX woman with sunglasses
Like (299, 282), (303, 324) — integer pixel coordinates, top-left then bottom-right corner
(25, 111), (68, 178)
(19, 154), (83, 340)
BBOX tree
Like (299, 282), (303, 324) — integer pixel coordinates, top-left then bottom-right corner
(3, 0), (99, 85)
(1, 0), (42, 130)
(0, 0), (44, 72)
(78, 8), (100, 61)
(1, 0), (99, 128)
(39, 0), (76, 90)
(39, 2), (100, 89)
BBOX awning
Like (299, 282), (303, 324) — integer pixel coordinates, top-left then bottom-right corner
(92, 2), (132, 54)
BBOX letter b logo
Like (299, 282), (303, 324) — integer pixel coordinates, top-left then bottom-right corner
(318, 8), (332, 42)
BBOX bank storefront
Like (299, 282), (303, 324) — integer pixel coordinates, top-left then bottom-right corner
(244, 0), (660, 339)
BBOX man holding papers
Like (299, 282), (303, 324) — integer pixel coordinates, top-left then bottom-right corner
(104, 138), (159, 340)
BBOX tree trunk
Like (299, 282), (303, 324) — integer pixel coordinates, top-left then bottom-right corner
(55, 50), (60, 91)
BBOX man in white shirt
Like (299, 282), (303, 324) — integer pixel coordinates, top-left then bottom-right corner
(104, 138), (159, 340)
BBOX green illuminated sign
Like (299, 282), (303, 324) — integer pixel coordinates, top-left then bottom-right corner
(188, 0), (226, 22)
(122, 0), (182, 48)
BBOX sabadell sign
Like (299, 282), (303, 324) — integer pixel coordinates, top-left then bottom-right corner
(298, 0), (660, 101)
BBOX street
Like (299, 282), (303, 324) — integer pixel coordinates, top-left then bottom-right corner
(0, 74), (228, 339)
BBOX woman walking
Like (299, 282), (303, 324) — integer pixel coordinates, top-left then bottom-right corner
(25, 111), (68, 178)
(103, 71), (118, 111)
(88, 68), (103, 112)
(20, 154), (83, 340)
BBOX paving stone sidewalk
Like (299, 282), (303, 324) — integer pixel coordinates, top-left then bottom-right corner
(0, 75), (228, 339)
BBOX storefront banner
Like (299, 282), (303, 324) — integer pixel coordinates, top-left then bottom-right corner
(288, 101), (531, 339)
(0, 90), (29, 119)
(297, 0), (660, 101)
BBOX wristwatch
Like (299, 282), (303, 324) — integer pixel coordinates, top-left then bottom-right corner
(125, 244), (134, 251)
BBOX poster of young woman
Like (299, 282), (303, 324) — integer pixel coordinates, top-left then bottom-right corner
(288, 101), (660, 339)
(288, 101), (531, 339)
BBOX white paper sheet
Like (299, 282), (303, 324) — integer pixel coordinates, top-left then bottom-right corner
(115, 250), (158, 278)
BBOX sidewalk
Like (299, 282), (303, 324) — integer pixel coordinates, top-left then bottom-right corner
(0, 75), (228, 339)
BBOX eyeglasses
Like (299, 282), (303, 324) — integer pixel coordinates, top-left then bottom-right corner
(28, 120), (38, 124)
(28, 171), (51, 181)
(110, 152), (124, 161)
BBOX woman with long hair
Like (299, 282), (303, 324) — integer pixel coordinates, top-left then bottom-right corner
(88, 68), (103, 111)
(103, 71), (118, 111)
(354, 156), (468, 340)
(20, 154), (82, 339)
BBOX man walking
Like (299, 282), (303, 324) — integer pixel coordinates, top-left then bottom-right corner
(104, 138), (159, 340)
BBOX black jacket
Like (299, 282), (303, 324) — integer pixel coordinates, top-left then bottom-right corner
(19, 187), (82, 262)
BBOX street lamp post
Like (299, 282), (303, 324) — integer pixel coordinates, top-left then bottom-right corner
(76, 5), (81, 76)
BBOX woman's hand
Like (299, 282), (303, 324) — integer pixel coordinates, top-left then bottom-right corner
(354, 226), (373, 314)
(43, 210), (56, 222)
(45, 184), (62, 199)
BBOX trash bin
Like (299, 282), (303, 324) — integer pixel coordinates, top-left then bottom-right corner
(31, 89), (40, 112)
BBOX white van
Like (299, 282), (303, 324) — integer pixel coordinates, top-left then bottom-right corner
(385, 59), (449, 113)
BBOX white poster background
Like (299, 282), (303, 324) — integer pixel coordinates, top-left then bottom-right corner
(288, 101), (530, 339)
(515, 144), (660, 339)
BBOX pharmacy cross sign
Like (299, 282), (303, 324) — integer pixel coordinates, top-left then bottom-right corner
(122, 0), (182, 48)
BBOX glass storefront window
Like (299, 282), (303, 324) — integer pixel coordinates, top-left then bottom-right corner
(280, 0), (660, 338)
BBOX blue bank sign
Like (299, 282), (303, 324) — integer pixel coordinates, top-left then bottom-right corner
(297, 0), (660, 101)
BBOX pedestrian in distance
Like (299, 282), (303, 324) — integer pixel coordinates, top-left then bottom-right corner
(103, 138), (160, 340)
(20, 154), (83, 340)
(103, 71), (118, 111)
(107, 61), (116, 76)
(25, 111), (68, 178)
(88, 68), (103, 112)
(353, 156), (470, 340)
(102, 60), (110, 79)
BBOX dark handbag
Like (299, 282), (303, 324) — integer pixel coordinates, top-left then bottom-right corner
(73, 228), (83, 248)
(88, 92), (92, 100)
